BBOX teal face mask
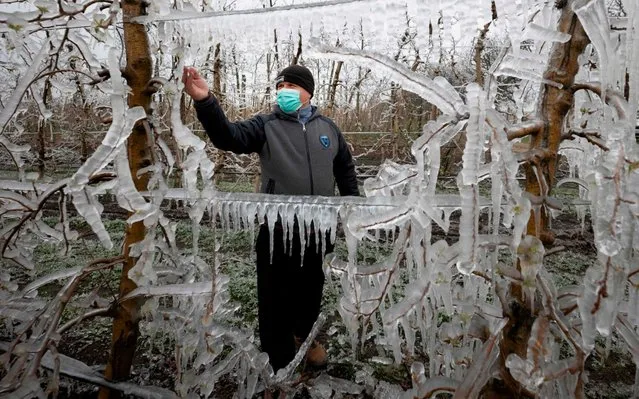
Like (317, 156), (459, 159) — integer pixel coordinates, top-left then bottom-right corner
(276, 88), (303, 114)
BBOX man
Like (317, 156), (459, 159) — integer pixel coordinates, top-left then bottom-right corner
(182, 64), (359, 373)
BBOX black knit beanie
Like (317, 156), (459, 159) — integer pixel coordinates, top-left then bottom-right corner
(275, 65), (315, 98)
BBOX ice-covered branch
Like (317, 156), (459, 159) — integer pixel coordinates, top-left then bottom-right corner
(135, 0), (390, 23)
(65, 48), (146, 249)
(0, 174), (112, 270)
(308, 41), (465, 117)
(0, 339), (177, 398)
(453, 318), (507, 399)
(0, 39), (49, 134)
(39, 347), (179, 399)
(506, 120), (544, 140)
(69, 49), (146, 191)
(616, 314), (639, 361)
(270, 313), (326, 387)
(30, 68), (107, 86)
(120, 281), (214, 303)
(562, 129), (609, 151)
(538, 276), (585, 358)
(25, 0), (113, 24)
(572, 83), (629, 121)
(457, 84), (485, 275)
(57, 307), (112, 335)
(0, 256), (125, 395)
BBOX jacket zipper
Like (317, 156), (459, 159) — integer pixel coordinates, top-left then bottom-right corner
(302, 123), (315, 195)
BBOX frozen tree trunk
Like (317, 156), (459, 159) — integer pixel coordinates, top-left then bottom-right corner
(474, 1), (497, 86)
(210, 45), (227, 187)
(327, 60), (343, 113)
(523, 2), (590, 244)
(71, 60), (91, 162)
(483, 3), (590, 397)
(212, 43), (223, 100)
(291, 31), (303, 65)
(36, 79), (52, 177)
(272, 29), (280, 71)
(98, 1), (154, 397)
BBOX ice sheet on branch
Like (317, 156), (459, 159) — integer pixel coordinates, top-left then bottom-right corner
(141, 0), (556, 68)
(36, 346), (179, 399)
(308, 41), (466, 117)
(69, 49), (146, 192)
(522, 22), (572, 43)
(65, 48), (145, 248)
(626, 0), (639, 121)
(457, 84), (486, 275)
(573, 0), (620, 92)
(494, 52), (563, 89)
(0, 39), (49, 175)
(411, 115), (466, 196)
(559, 8), (639, 394)
(114, 149), (162, 227)
(143, 0), (411, 70)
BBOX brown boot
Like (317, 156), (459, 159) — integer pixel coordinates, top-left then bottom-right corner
(295, 336), (328, 367)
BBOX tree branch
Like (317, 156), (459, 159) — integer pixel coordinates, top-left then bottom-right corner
(507, 120), (544, 141)
(562, 129), (609, 151)
(515, 148), (553, 163)
(572, 83), (628, 120)
(57, 307), (113, 335)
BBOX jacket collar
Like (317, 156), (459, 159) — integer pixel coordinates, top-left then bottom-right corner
(273, 104), (320, 123)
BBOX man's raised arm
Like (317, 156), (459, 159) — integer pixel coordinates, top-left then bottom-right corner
(183, 66), (266, 154)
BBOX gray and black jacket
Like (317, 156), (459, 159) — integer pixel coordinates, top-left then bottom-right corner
(194, 95), (359, 197)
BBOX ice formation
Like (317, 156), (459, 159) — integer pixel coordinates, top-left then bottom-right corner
(0, 0), (638, 398)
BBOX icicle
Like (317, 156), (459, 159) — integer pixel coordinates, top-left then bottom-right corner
(595, 264), (626, 336)
(573, 0), (618, 94)
(168, 80), (206, 152)
(578, 266), (600, 351)
(517, 236), (545, 312)
(457, 84), (485, 275)
(115, 149), (160, 226)
(630, 283), (639, 328)
(71, 186), (112, 249)
(460, 84), (486, 185)
(624, 0), (639, 123)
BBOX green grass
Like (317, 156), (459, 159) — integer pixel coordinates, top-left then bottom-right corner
(544, 251), (595, 288)
(30, 218), (126, 297)
(216, 179), (255, 193)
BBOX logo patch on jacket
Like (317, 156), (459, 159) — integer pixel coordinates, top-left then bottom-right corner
(319, 135), (330, 149)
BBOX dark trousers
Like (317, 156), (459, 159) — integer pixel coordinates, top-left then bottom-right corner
(255, 222), (332, 372)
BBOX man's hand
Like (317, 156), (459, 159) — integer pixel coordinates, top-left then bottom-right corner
(182, 66), (210, 101)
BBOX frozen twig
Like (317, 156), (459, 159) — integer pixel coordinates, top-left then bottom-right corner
(572, 83), (628, 121)
(506, 120), (544, 140)
(562, 129), (609, 151)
